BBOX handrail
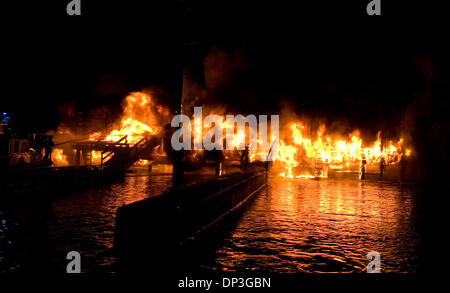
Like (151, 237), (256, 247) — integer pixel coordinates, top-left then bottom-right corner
(103, 151), (114, 160)
(134, 137), (147, 148)
(97, 135), (149, 167)
(100, 135), (129, 165)
(101, 151), (114, 165)
(116, 135), (128, 144)
(133, 137), (148, 157)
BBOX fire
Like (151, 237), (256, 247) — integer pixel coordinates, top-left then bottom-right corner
(135, 159), (150, 166)
(231, 130), (245, 149)
(193, 114), (203, 148)
(275, 122), (409, 179)
(83, 92), (410, 177)
(92, 150), (102, 165)
(296, 174), (316, 179)
(277, 141), (298, 178)
(90, 92), (170, 144)
(192, 115), (249, 150)
(51, 148), (68, 167)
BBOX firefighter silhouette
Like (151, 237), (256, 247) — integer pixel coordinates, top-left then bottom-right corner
(360, 154), (367, 180)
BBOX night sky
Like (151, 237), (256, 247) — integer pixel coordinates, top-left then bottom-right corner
(1, 1), (448, 140)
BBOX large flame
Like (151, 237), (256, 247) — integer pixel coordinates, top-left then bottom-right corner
(51, 148), (69, 167)
(86, 93), (410, 175)
(90, 92), (170, 144)
(275, 122), (409, 178)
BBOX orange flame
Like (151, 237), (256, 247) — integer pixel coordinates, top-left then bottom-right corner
(90, 92), (169, 144)
(51, 148), (69, 167)
(276, 122), (410, 178)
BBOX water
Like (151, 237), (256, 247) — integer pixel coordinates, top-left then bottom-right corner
(206, 175), (422, 273)
(47, 173), (174, 272)
(1, 171), (422, 273)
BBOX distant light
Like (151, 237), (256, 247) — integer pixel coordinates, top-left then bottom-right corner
(1, 112), (10, 124)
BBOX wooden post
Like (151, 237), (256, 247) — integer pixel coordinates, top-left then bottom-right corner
(75, 148), (81, 165)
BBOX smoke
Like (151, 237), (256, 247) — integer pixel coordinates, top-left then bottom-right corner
(203, 46), (248, 92)
(182, 45), (381, 146)
(182, 45), (252, 116)
(47, 101), (77, 144)
(92, 73), (132, 98)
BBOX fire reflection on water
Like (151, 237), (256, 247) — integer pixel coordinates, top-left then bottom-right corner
(2, 172), (421, 273)
(207, 174), (420, 273)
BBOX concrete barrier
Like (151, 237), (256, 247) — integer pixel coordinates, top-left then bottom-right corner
(114, 170), (267, 272)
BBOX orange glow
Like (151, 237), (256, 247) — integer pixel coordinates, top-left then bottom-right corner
(51, 148), (69, 166)
(231, 129), (245, 149)
(277, 140), (298, 178)
(90, 92), (170, 144)
(91, 150), (102, 165)
(275, 122), (410, 179)
(135, 159), (150, 166)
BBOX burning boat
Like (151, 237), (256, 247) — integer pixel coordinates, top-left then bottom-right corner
(274, 122), (411, 180)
